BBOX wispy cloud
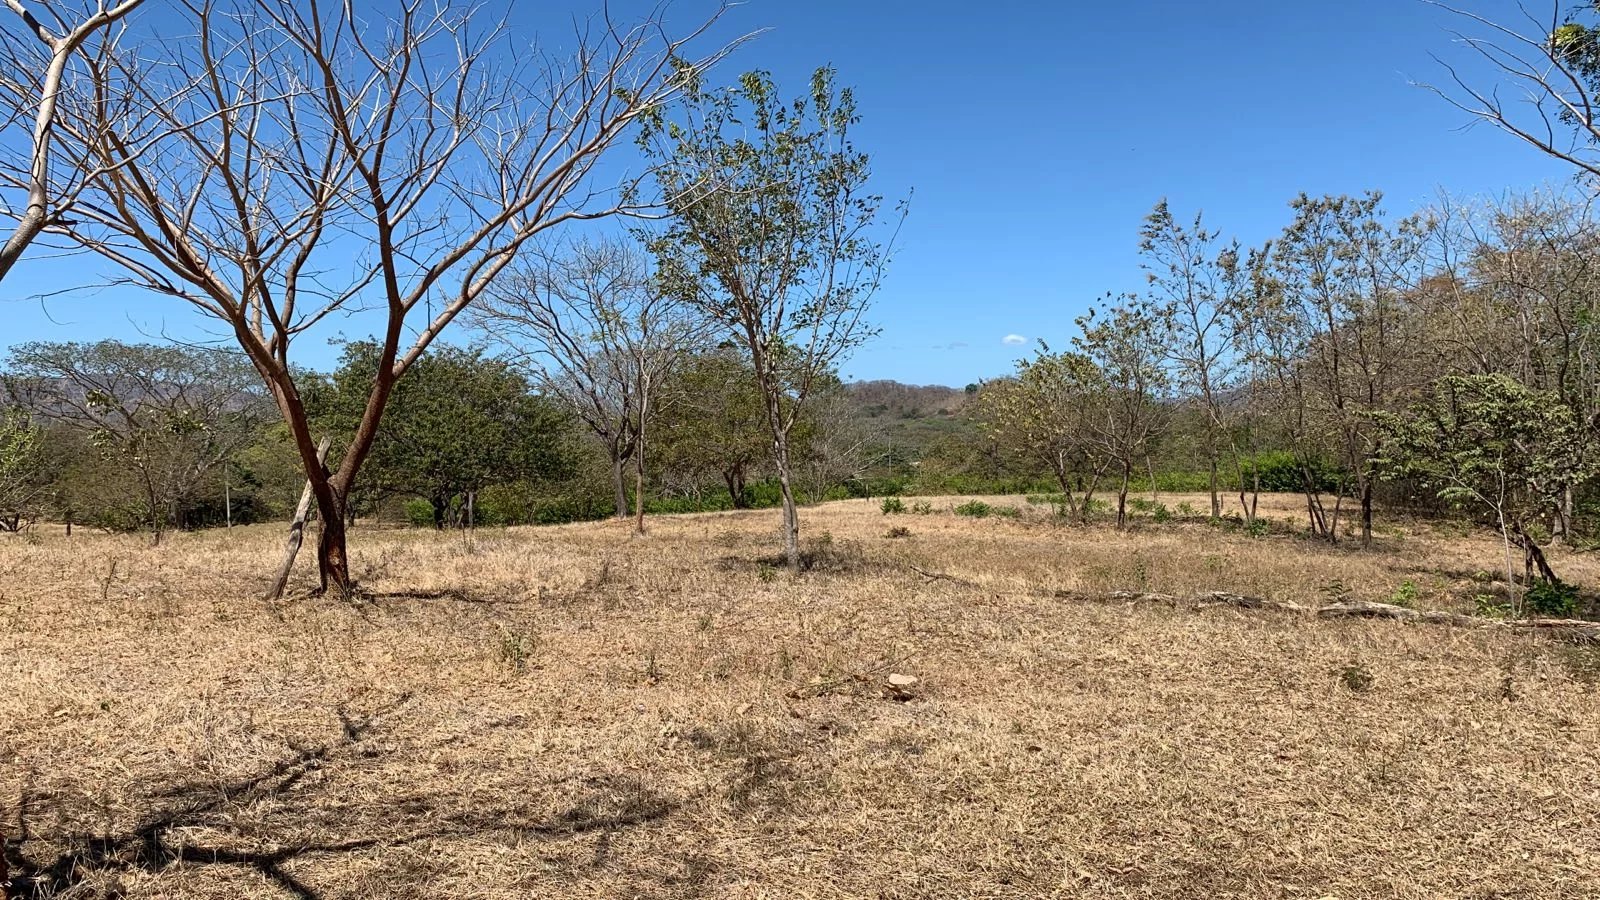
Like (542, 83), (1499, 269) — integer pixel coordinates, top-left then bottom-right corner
(933, 341), (969, 351)
(1002, 334), (1027, 346)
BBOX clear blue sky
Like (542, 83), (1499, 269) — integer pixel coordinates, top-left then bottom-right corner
(0, 0), (1576, 386)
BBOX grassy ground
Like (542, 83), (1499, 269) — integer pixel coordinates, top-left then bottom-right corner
(3, 493), (1599, 898)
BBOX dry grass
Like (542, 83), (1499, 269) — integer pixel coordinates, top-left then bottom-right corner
(3, 493), (1598, 898)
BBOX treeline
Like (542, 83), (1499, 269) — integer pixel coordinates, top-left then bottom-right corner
(952, 190), (1600, 606)
(0, 337), (879, 538)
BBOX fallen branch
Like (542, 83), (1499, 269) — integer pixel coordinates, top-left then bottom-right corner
(1318, 600), (1600, 644)
(1053, 589), (1309, 614)
(1053, 590), (1600, 644)
(905, 564), (980, 588)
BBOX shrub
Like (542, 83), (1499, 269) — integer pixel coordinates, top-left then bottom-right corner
(1475, 593), (1513, 619)
(1389, 580), (1420, 608)
(881, 496), (906, 515)
(1525, 579), (1580, 617)
(954, 500), (991, 518)
(885, 525), (912, 539)
(910, 501), (934, 515)
(404, 498), (434, 527)
(993, 505), (1022, 519)
(1242, 451), (1343, 494)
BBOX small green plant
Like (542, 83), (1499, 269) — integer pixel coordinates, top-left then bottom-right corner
(1151, 503), (1172, 523)
(1337, 662), (1374, 693)
(757, 564), (778, 583)
(1475, 593), (1513, 619)
(993, 505), (1022, 519)
(1245, 518), (1270, 538)
(1389, 580), (1420, 608)
(885, 525), (912, 539)
(1175, 501), (1199, 517)
(910, 501), (934, 515)
(954, 500), (992, 518)
(1525, 579), (1580, 617)
(880, 496), (906, 515)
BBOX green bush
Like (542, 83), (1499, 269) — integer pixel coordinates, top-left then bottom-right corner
(1241, 451), (1343, 494)
(1389, 580), (1420, 608)
(403, 498), (434, 527)
(954, 500), (992, 518)
(910, 501), (934, 515)
(1525, 579), (1580, 617)
(993, 505), (1022, 519)
(881, 496), (906, 515)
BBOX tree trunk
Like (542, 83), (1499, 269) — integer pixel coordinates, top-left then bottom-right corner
(1116, 462), (1130, 530)
(1053, 468), (1079, 521)
(1359, 479), (1374, 548)
(317, 495), (353, 598)
(432, 496), (448, 530)
(724, 466), (748, 509)
(633, 446), (647, 536)
(611, 455), (629, 519)
(774, 436), (801, 573)
(265, 436), (331, 601)
(1208, 456), (1221, 519)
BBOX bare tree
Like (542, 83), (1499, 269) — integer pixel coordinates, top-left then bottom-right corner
(644, 66), (902, 572)
(475, 236), (708, 534)
(0, 0), (142, 281)
(1425, 1), (1600, 181)
(19, 0), (737, 594)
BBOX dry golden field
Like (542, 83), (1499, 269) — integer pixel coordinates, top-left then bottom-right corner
(3, 493), (1600, 899)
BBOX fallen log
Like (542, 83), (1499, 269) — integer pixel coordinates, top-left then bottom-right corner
(1318, 599), (1600, 644)
(1054, 588), (1310, 614)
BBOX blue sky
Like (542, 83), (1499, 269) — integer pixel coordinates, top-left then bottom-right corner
(0, 0), (1577, 386)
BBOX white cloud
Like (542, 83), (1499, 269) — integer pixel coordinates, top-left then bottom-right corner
(1002, 334), (1027, 346)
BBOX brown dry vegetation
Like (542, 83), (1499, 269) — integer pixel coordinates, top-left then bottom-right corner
(3, 493), (1599, 899)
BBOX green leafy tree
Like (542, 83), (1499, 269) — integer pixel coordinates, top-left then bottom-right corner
(1246, 193), (1430, 544)
(654, 347), (773, 508)
(0, 407), (45, 531)
(309, 343), (571, 528)
(3, 340), (272, 542)
(643, 65), (903, 572)
(1076, 297), (1172, 528)
(975, 347), (1109, 521)
(1378, 374), (1591, 610)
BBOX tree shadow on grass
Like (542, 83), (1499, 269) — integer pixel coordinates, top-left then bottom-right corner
(4, 697), (676, 900)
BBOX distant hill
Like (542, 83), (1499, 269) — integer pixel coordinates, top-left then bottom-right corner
(845, 380), (971, 420)
(843, 380), (978, 471)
